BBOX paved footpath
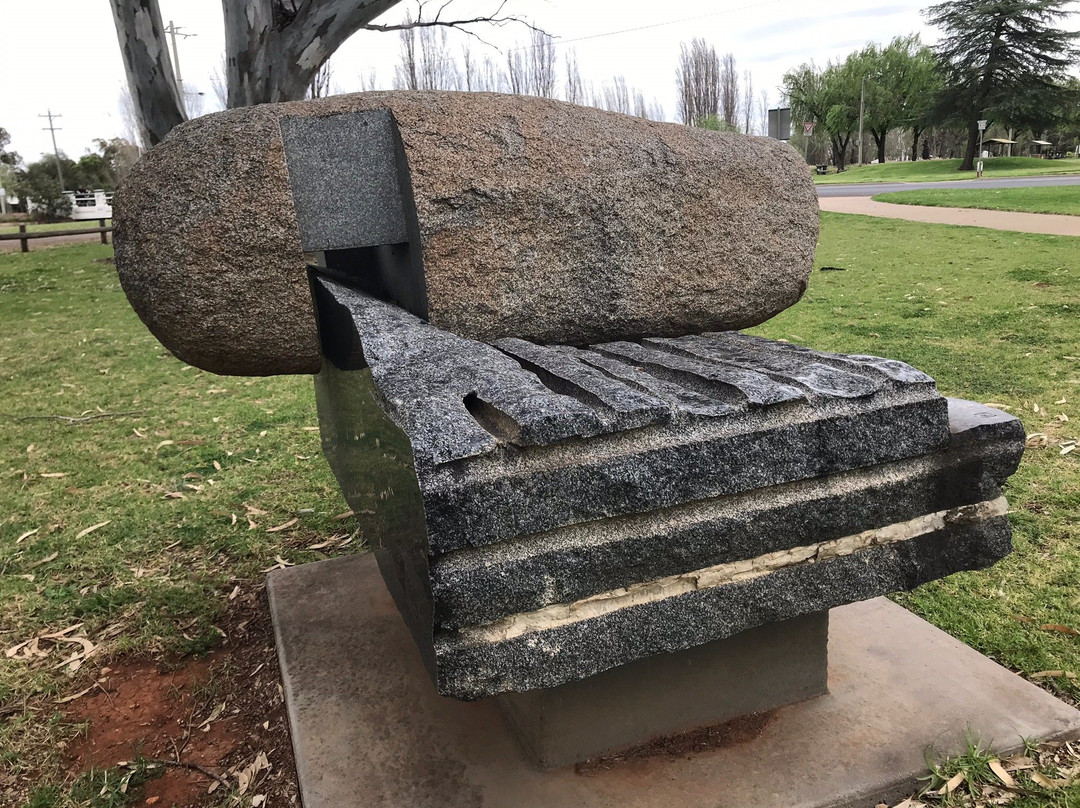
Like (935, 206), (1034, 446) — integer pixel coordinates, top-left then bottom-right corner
(818, 195), (1080, 237)
(816, 173), (1080, 197)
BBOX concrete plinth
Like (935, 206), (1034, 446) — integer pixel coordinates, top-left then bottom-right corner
(268, 554), (1080, 808)
(497, 611), (828, 769)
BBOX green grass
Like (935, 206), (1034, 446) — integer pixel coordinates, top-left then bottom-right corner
(0, 245), (350, 703)
(751, 213), (1080, 705)
(873, 185), (1080, 216)
(0, 220), (111, 235)
(814, 155), (1080, 184)
(2, 220), (1080, 800)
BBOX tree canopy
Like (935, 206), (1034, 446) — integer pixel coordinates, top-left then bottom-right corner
(925, 0), (1080, 169)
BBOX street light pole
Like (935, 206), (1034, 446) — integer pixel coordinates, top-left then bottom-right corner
(163, 20), (196, 115)
(857, 75), (866, 166)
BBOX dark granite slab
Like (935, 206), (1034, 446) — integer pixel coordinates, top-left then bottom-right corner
(308, 278), (1023, 700)
(429, 411), (1023, 629)
(434, 514), (1013, 698)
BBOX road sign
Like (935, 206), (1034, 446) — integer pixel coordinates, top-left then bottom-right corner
(803, 121), (815, 137)
(768, 108), (792, 141)
(977, 120), (988, 131)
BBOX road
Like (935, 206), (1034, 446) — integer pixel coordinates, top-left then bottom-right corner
(816, 173), (1080, 197)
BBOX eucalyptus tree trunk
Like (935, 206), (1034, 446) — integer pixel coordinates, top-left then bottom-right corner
(111, 0), (403, 146)
(222, 0), (400, 107)
(109, 0), (187, 147)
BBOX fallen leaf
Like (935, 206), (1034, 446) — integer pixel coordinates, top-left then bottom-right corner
(306, 539), (335, 550)
(244, 504), (267, 515)
(155, 440), (174, 450)
(1040, 623), (1080, 636)
(333, 510), (354, 521)
(1026, 433), (1048, 448)
(1031, 670), (1078, 679)
(29, 551), (59, 568)
(1057, 413), (1070, 422)
(75, 521), (111, 540)
(229, 585), (240, 601)
(1031, 771), (1061, 789)
(1062, 444), (1076, 456)
(39, 472), (65, 478)
(989, 758), (1016, 788)
(267, 518), (298, 533)
(247, 517), (258, 531)
(213, 460), (222, 471)
(163, 492), (185, 499)
(55, 685), (95, 704)
(16, 528), (38, 544)
(1034, 402), (1041, 413)
(199, 701), (226, 731)
(938, 771), (965, 794)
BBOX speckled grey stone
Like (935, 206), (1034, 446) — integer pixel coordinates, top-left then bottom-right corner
(429, 409), (1024, 629)
(310, 280), (1023, 700)
(114, 91), (818, 376)
(434, 517), (1013, 699)
(315, 279), (951, 553)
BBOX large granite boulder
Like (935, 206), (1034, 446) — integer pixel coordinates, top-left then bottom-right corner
(113, 91), (818, 376)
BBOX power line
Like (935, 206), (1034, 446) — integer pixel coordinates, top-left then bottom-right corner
(39, 109), (64, 191)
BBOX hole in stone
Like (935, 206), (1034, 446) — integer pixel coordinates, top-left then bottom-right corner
(322, 242), (427, 319)
(463, 393), (522, 444)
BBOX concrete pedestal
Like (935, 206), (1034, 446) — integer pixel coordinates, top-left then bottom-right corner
(497, 611), (828, 769)
(268, 554), (1080, 808)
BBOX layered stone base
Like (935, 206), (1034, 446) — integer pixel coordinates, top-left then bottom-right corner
(268, 554), (1080, 808)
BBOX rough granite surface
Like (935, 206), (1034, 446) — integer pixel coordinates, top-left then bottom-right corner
(113, 91), (818, 375)
(308, 282), (1024, 699)
(435, 517), (1013, 698)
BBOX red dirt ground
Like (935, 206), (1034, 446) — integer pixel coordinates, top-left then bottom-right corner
(63, 589), (299, 807)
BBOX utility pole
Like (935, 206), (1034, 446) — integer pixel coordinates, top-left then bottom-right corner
(39, 109), (65, 191)
(163, 20), (196, 115)
(857, 75), (866, 166)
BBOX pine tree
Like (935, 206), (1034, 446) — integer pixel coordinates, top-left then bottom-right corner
(924, 0), (1079, 170)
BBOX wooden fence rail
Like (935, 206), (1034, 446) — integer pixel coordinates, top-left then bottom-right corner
(0, 218), (112, 252)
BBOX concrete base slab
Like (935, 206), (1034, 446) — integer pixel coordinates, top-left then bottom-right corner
(268, 554), (1080, 808)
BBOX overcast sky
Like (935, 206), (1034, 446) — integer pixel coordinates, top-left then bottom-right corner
(1, 0), (1077, 165)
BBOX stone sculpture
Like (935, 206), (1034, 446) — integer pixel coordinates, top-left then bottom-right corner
(113, 91), (817, 375)
(113, 91), (1024, 771)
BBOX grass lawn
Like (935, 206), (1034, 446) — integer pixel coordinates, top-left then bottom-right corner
(0, 220), (111, 235)
(873, 185), (1080, 217)
(814, 155), (1080, 184)
(2, 218), (1080, 804)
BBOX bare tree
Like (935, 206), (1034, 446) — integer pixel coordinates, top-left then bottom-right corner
(308, 60), (333, 98)
(742, 69), (754, 135)
(599, 76), (632, 115)
(210, 55), (229, 111)
(758, 89), (770, 139)
(719, 53), (739, 129)
(395, 11), (420, 89)
(676, 38), (719, 126)
(110, 0), (539, 146)
(461, 45), (476, 91)
(419, 25), (461, 89)
(564, 49), (584, 104)
(359, 69), (380, 91)
(507, 48), (527, 94)
(529, 29), (556, 98)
